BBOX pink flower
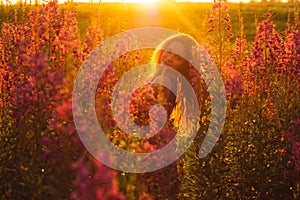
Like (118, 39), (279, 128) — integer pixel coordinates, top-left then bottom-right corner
(207, 18), (215, 24)
(143, 141), (156, 152)
(227, 33), (234, 39)
(139, 192), (153, 200)
(279, 149), (286, 155)
(30, 52), (47, 73)
(56, 102), (72, 121)
(226, 25), (232, 31)
(225, 72), (244, 108)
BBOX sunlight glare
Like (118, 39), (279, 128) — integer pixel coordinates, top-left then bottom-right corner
(121, 0), (158, 3)
(0, 0), (159, 4)
(83, 0), (159, 3)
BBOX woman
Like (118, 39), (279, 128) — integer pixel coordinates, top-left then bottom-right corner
(131, 33), (199, 137)
(132, 34), (201, 199)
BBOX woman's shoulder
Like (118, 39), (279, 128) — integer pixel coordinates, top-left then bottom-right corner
(151, 70), (178, 92)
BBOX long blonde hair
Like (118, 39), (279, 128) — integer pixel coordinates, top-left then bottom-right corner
(151, 33), (198, 82)
(150, 34), (199, 134)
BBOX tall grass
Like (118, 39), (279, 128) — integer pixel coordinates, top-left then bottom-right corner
(0, 0), (299, 199)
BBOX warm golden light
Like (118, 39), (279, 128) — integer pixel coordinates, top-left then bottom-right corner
(1, 0), (290, 5)
(119, 0), (158, 2)
(98, 0), (158, 2)
(1, 0), (263, 4)
(0, 0), (159, 3)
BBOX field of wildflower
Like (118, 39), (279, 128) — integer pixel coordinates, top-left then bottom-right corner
(0, 0), (299, 199)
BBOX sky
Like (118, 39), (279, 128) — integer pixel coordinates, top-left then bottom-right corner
(2, 0), (290, 5)
(71, 0), (288, 3)
(85, 0), (248, 2)
(73, 0), (251, 2)
(2, 0), (255, 4)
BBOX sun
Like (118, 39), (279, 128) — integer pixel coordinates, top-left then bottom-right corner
(124, 0), (158, 2)
(103, 0), (159, 2)
(96, 0), (159, 2)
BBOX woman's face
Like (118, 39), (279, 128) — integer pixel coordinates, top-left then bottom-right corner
(161, 41), (188, 71)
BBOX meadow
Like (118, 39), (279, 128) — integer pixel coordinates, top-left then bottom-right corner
(73, 2), (293, 41)
(0, 0), (300, 199)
